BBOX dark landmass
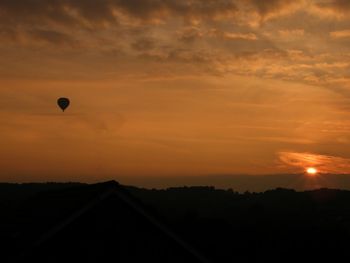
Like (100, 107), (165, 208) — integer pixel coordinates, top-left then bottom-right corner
(114, 173), (350, 192)
(1, 182), (350, 262)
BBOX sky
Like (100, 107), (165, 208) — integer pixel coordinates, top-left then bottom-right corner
(2, 0), (350, 188)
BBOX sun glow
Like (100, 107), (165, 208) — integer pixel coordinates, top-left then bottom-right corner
(306, 167), (318, 175)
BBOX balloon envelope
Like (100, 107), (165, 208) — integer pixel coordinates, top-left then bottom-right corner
(57, 97), (70, 111)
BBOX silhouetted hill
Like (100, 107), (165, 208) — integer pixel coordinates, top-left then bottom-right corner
(0, 182), (207, 263)
(0, 182), (85, 202)
(1, 182), (350, 262)
(124, 185), (350, 262)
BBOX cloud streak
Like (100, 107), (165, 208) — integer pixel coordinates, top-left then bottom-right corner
(278, 152), (350, 174)
(330, 29), (350, 39)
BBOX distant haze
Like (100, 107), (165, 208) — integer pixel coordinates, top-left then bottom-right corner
(112, 174), (350, 192)
(3, 174), (350, 193)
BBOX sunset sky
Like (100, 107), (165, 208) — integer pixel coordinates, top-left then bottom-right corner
(2, 0), (350, 187)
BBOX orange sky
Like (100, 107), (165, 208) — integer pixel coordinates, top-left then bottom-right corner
(2, 0), (350, 185)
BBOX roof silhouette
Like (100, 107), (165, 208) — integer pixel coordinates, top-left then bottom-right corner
(2, 181), (209, 263)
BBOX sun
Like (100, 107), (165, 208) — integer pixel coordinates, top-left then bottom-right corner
(306, 167), (318, 175)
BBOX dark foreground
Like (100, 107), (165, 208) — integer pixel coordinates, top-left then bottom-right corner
(1, 181), (350, 262)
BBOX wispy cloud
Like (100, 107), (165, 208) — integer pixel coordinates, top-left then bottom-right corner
(330, 29), (350, 39)
(278, 151), (350, 174)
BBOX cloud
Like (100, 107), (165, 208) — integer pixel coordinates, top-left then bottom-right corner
(0, 0), (116, 27)
(311, 0), (350, 18)
(247, 0), (303, 21)
(0, 0), (239, 29)
(0, 27), (79, 47)
(330, 29), (350, 38)
(208, 29), (258, 40)
(29, 29), (78, 46)
(177, 27), (203, 43)
(0, 27), (18, 41)
(0, 0), (240, 49)
(1, 0), (350, 87)
(278, 151), (350, 173)
(131, 37), (155, 51)
(316, 0), (350, 12)
(278, 29), (304, 37)
(114, 0), (238, 21)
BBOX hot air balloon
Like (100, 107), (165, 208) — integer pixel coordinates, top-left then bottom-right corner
(57, 97), (70, 112)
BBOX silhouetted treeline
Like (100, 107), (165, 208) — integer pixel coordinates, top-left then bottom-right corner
(1, 183), (350, 262)
(0, 182), (84, 201)
(127, 186), (350, 262)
